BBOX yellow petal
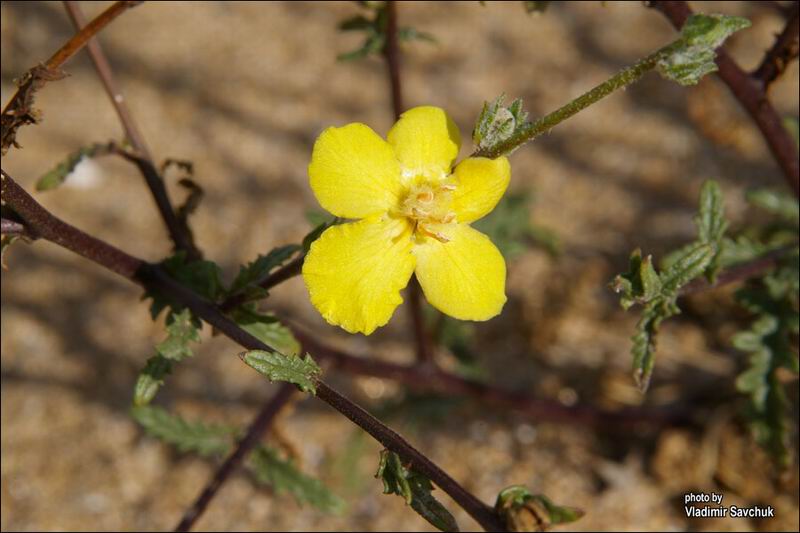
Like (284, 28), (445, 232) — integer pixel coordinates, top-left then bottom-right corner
(387, 106), (461, 183)
(413, 224), (506, 321)
(308, 123), (403, 219)
(451, 157), (511, 223)
(302, 217), (415, 335)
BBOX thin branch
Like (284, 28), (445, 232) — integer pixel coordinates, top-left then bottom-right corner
(218, 253), (305, 312)
(174, 384), (297, 532)
(316, 382), (504, 531)
(650, 1), (800, 198)
(63, 1), (200, 259)
(382, 1), (436, 367)
(1, 171), (503, 532)
(383, 0), (404, 120)
(1, 217), (32, 237)
(1, 1), (141, 154)
(752, 1), (800, 90)
(291, 325), (686, 427)
(1, 170), (143, 278)
(679, 245), (795, 296)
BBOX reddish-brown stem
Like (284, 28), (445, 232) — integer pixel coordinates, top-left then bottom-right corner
(1, 217), (31, 237)
(292, 325), (687, 427)
(679, 245), (796, 296)
(650, 1), (800, 197)
(383, 0), (404, 120)
(1, 170), (143, 278)
(174, 383), (297, 532)
(1, 171), (502, 532)
(382, 1), (436, 367)
(218, 253), (305, 312)
(752, 1), (799, 90)
(1, 1), (140, 153)
(62, 1), (200, 259)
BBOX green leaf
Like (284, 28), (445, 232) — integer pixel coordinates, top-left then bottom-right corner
(376, 450), (459, 532)
(156, 309), (201, 361)
(613, 181), (730, 392)
(131, 405), (237, 457)
(302, 218), (340, 252)
(746, 188), (799, 223)
(229, 244), (301, 296)
(232, 307), (300, 356)
(241, 350), (321, 394)
(495, 485), (584, 532)
(249, 445), (345, 513)
(35, 142), (116, 191)
(657, 14), (751, 86)
(398, 27), (437, 43)
(133, 355), (173, 407)
(472, 94), (530, 155)
(143, 251), (225, 320)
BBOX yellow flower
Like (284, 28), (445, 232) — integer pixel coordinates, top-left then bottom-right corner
(302, 106), (510, 335)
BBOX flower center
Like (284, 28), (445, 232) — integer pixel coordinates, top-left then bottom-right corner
(398, 181), (456, 242)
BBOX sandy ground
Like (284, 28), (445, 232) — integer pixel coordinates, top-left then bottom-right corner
(1, 1), (798, 531)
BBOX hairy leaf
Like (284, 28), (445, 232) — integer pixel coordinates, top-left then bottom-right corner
(143, 251), (224, 320)
(241, 350), (321, 394)
(131, 405), (236, 457)
(232, 307), (300, 356)
(472, 94), (529, 155)
(249, 445), (344, 513)
(35, 142), (116, 191)
(229, 244), (301, 298)
(156, 308), (201, 361)
(657, 14), (751, 86)
(376, 450), (459, 532)
(612, 180), (729, 391)
(133, 355), (173, 407)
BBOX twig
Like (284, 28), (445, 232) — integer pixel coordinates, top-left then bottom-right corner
(174, 384), (297, 532)
(218, 253), (305, 312)
(1, 1), (141, 154)
(1, 217), (32, 237)
(383, 0), (404, 120)
(62, 1), (200, 259)
(752, 1), (799, 90)
(382, 1), (436, 367)
(1, 171), (504, 532)
(679, 245), (796, 296)
(291, 325), (686, 427)
(1, 170), (143, 278)
(650, 1), (800, 198)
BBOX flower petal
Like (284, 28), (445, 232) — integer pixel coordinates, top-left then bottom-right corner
(302, 217), (416, 335)
(308, 123), (403, 219)
(451, 156), (511, 223)
(387, 106), (461, 183)
(413, 224), (506, 321)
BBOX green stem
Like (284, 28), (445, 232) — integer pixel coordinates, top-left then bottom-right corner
(474, 44), (678, 159)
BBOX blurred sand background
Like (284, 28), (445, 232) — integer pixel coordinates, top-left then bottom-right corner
(1, 1), (798, 531)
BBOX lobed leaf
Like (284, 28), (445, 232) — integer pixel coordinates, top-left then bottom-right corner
(229, 244), (301, 297)
(156, 308), (201, 361)
(495, 485), (584, 532)
(232, 307), (301, 356)
(249, 445), (345, 513)
(657, 14), (751, 86)
(241, 350), (321, 394)
(35, 142), (117, 191)
(376, 450), (459, 532)
(131, 405), (237, 457)
(133, 355), (173, 407)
